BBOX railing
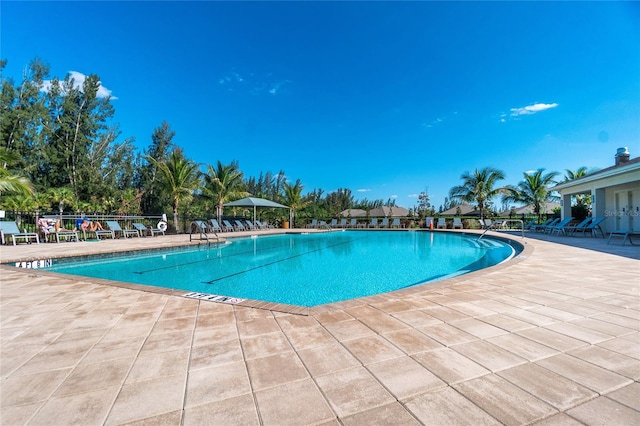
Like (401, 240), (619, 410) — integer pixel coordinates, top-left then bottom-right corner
(478, 219), (525, 241)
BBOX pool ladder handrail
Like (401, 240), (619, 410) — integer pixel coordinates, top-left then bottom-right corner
(477, 219), (525, 241)
(189, 221), (220, 246)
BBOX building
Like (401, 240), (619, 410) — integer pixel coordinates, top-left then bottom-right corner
(553, 147), (640, 234)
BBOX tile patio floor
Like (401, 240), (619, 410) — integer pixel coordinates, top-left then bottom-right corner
(0, 229), (638, 425)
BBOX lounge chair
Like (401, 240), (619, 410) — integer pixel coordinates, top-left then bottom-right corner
(338, 218), (347, 228)
(0, 221), (40, 245)
(222, 220), (235, 232)
(348, 219), (358, 228)
(436, 218), (446, 229)
(607, 229), (639, 245)
(329, 219), (338, 228)
(233, 220), (246, 231)
(562, 217), (592, 236)
(578, 216), (606, 238)
(391, 218), (401, 228)
(306, 219), (318, 229)
(208, 219), (223, 232)
(453, 218), (463, 229)
(244, 220), (257, 231)
(380, 218), (389, 228)
(255, 220), (272, 229)
(133, 222), (165, 237)
(484, 219), (494, 229)
(529, 218), (553, 232)
(536, 218), (560, 233)
(368, 218), (378, 228)
(105, 221), (138, 238)
(547, 217), (575, 235)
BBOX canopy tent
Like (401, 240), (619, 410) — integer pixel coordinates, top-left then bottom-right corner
(223, 197), (290, 225)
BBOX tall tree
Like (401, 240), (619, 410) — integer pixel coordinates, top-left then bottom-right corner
(41, 72), (117, 199)
(564, 166), (594, 205)
(0, 58), (49, 178)
(202, 160), (248, 222)
(149, 149), (200, 232)
(449, 166), (506, 219)
(138, 121), (175, 213)
(281, 179), (309, 226)
(502, 169), (559, 220)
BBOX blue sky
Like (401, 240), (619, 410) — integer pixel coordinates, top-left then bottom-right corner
(2, 1), (639, 210)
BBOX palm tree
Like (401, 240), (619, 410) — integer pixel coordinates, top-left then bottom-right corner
(0, 147), (33, 197)
(502, 169), (559, 220)
(281, 179), (309, 227)
(448, 167), (506, 219)
(564, 166), (589, 181)
(149, 150), (200, 233)
(202, 160), (248, 223)
(564, 166), (594, 206)
(48, 187), (77, 219)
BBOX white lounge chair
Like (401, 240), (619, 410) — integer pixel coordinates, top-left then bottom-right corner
(133, 222), (165, 237)
(436, 218), (446, 229)
(0, 221), (40, 245)
(105, 221), (137, 238)
(453, 218), (463, 229)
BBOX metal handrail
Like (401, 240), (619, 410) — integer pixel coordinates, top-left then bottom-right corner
(478, 219), (525, 241)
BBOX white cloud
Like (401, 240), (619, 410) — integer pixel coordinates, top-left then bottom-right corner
(510, 102), (558, 117)
(357, 188), (371, 193)
(391, 195), (398, 199)
(220, 69), (290, 96)
(41, 71), (116, 99)
(408, 193), (420, 198)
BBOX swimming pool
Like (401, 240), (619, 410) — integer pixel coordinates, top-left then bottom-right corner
(41, 231), (518, 307)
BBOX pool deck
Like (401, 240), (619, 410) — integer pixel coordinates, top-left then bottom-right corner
(1, 229), (638, 425)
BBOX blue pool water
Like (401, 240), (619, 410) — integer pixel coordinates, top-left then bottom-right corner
(42, 231), (517, 307)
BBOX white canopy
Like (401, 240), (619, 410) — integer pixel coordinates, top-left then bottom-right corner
(223, 197), (290, 224)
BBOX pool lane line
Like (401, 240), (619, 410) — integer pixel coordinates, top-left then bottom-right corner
(201, 235), (372, 285)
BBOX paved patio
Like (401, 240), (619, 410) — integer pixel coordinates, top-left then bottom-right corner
(1, 229), (638, 425)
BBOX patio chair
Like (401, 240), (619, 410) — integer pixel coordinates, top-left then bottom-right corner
(233, 220), (246, 231)
(529, 218), (553, 232)
(536, 218), (560, 233)
(380, 218), (390, 228)
(547, 217), (575, 235)
(578, 216), (607, 238)
(453, 218), (464, 229)
(436, 218), (446, 229)
(391, 218), (401, 228)
(255, 220), (272, 229)
(133, 222), (165, 237)
(306, 219), (318, 229)
(329, 219), (338, 228)
(244, 220), (257, 231)
(0, 221), (40, 245)
(105, 221), (138, 238)
(369, 218), (378, 228)
(347, 219), (358, 228)
(222, 220), (236, 232)
(562, 217), (592, 236)
(208, 219), (223, 232)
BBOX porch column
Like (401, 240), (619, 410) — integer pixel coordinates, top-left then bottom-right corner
(561, 193), (572, 219)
